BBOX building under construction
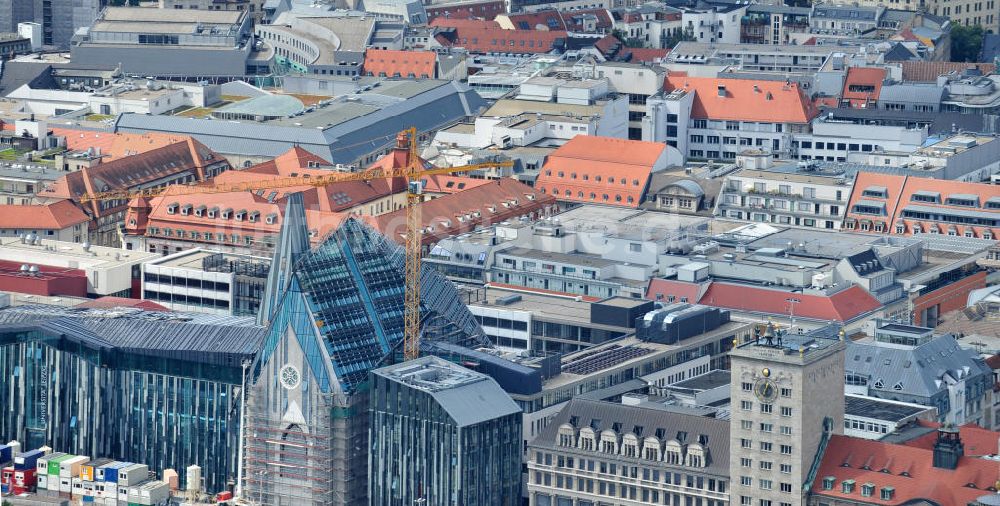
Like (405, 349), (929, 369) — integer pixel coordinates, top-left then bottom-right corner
(243, 193), (489, 505)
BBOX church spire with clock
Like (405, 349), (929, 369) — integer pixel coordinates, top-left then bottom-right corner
(729, 322), (847, 506)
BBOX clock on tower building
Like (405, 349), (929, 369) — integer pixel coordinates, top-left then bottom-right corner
(729, 322), (846, 506)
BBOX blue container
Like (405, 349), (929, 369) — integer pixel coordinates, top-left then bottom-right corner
(13, 449), (43, 471)
(82, 496), (94, 503)
(0, 444), (11, 465)
(1, 483), (9, 494)
(103, 462), (131, 484)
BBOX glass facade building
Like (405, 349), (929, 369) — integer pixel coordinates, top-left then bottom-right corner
(245, 194), (489, 506)
(369, 356), (522, 506)
(0, 306), (265, 493)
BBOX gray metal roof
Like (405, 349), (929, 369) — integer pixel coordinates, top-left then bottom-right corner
(374, 356), (521, 427)
(878, 83), (945, 104)
(533, 398), (730, 477)
(115, 80), (486, 164)
(845, 335), (991, 400)
(0, 305), (264, 366)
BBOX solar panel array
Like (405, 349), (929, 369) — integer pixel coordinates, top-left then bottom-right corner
(562, 344), (653, 375)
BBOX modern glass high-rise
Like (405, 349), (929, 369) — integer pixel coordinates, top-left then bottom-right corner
(0, 305), (264, 492)
(244, 193), (488, 506)
(369, 356), (522, 506)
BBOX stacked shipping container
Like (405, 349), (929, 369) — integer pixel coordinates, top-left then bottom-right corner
(0, 443), (170, 505)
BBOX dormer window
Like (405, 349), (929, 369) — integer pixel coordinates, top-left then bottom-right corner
(180, 204), (192, 216)
(221, 208), (233, 219)
(207, 207), (218, 218)
(822, 477), (836, 490)
(194, 205), (206, 217)
(235, 210), (247, 221)
(249, 211), (260, 223)
(265, 213), (278, 225)
(166, 203), (178, 215)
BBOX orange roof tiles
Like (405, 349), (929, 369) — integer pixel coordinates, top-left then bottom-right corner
(841, 67), (886, 108)
(373, 178), (556, 245)
(535, 136), (666, 209)
(433, 20), (567, 54)
(364, 49), (437, 79)
(419, 174), (492, 194)
(130, 188), (347, 250)
(645, 278), (882, 322)
(900, 421), (1000, 457)
(431, 18), (502, 29)
(0, 199), (90, 230)
(844, 172), (1000, 239)
(43, 137), (226, 219)
(664, 75), (818, 124)
(626, 47), (670, 63)
(700, 282), (881, 322)
(50, 128), (191, 162)
(812, 434), (998, 506)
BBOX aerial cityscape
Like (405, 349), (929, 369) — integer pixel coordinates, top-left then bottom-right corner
(0, 0), (999, 504)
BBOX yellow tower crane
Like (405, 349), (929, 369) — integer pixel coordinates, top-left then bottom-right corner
(81, 128), (513, 360)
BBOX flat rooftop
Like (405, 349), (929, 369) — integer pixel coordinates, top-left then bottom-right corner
(552, 205), (709, 241)
(544, 321), (747, 389)
(670, 369), (731, 391)
(465, 285), (632, 332)
(500, 247), (618, 269)
(915, 135), (996, 157)
(845, 394), (931, 421)
(597, 296), (652, 309)
(377, 357), (483, 392)
(0, 236), (158, 270)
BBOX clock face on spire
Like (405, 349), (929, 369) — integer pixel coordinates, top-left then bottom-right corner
(754, 377), (778, 403)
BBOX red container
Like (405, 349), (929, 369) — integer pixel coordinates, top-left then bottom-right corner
(14, 468), (36, 486)
(11, 485), (29, 495)
(1, 466), (13, 485)
(216, 490), (234, 501)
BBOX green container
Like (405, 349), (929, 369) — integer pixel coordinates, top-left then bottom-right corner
(48, 455), (73, 475)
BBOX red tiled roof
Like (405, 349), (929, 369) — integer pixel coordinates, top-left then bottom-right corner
(645, 278), (708, 302)
(50, 128), (192, 162)
(986, 354), (1000, 370)
(844, 172), (1000, 239)
(215, 147), (404, 213)
(700, 282), (881, 322)
(841, 67), (886, 108)
(433, 21), (567, 54)
(665, 75), (818, 124)
(76, 296), (168, 311)
(900, 61), (996, 82)
(364, 49), (436, 79)
(535, 136), (665, 208)
(500, 8), (613, 32)
(43, 138), (225, 218)
(626, 47), (670, 63)
(812, 434), (998, 506)
(593, 34), (623, 58)
(372, 178), (556, 245)
(644, 277), (882, 321)
(900, 421), (1000, 457)
(431, 18), (502, 29)
(425, 0), (506, 21)
(0, 200), (90, 230)
(419, 174), (492, 194)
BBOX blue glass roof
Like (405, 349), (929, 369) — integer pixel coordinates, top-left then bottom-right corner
(257, 216), (486, 394)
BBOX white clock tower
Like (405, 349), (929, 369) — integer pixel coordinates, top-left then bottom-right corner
(729, 322), (846, 506)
